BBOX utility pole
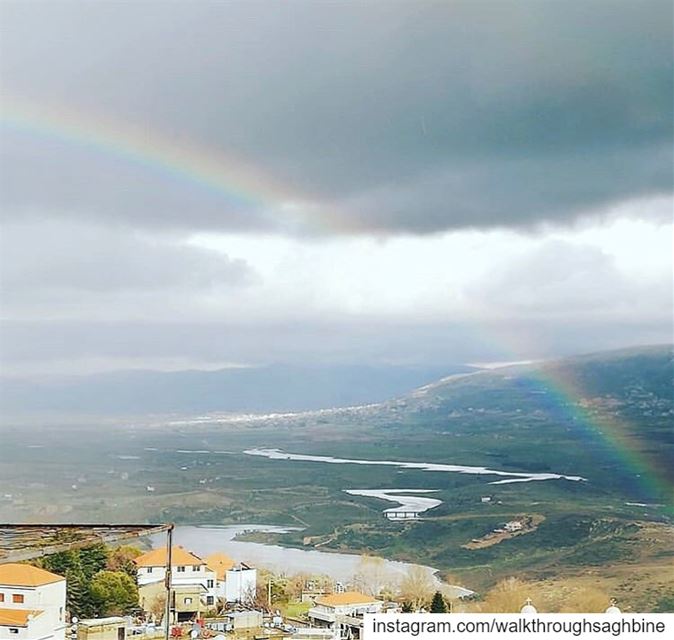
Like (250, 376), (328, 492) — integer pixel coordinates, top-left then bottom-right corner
(164, 525), (174, 640)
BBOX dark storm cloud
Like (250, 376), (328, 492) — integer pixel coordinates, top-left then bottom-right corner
(1, 0), (671, 234)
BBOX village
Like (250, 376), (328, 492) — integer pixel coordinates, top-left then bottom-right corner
(0, 541), (423, 640)
(0, 524), (461, 640)
(0, 520), (632, 640)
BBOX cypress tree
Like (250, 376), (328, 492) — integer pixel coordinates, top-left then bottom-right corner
(65, 569), (95, 619)
(430, 591), (447, 613)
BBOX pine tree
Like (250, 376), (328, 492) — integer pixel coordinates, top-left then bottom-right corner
(40, 550), (80, 577)
(65, 569), (95, 619)
(80, 544), (109, 580)
(430, 591), (447, 613)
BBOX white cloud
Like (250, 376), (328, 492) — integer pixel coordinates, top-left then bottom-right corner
(188, 199), (672, 324)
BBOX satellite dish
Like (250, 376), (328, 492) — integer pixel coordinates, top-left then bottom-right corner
(72, 617), (79, 624)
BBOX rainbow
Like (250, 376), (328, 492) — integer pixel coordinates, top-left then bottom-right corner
(0, 95), (355, 233)
(471, 330), (672, 509)
(528, 364), (673, 508)
(2, 96), (671, 508)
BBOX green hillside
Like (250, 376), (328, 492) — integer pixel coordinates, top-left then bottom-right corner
(365, 344), (674, 504)
(2, 345), (672, 609)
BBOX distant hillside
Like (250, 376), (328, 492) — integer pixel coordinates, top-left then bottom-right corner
(0, 362), (471, 418)
(401, 344), (673, 409)
(374, 344), (673, 503)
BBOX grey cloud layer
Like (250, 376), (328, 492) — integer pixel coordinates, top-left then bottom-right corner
(2, 316), (670, 376)
(0, 220), (254, 297)
(0, 1), (671, 376)
(1, 0), (672, 234)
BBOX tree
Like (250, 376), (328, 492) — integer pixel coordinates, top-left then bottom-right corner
(254, 570), (290, 609)
(65, 568), (95, 619)
(89, 571), (139, 616)
(481, 577), (534, 613)
(39, 550), (81, 578)
(80, 544), (109, 580)
(38, 545), (108, 583)
(430, 591), (447, 613)
(148, 594), (167, 623)
(352, 556), (394, 598)
(107, 545), (142, 579)
(399, 566), (435, 611)
(286, 573), (310, 600)
(36, 544), (113, 618)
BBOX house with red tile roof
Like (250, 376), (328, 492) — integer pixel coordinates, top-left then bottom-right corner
(134, 547), (217, 621)
(0, 564), (66, 640)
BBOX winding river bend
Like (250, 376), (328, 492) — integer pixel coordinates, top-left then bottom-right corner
(343, 489), (442, 519)
(144, 447), (582, 599)
(245, 448), (586, 484)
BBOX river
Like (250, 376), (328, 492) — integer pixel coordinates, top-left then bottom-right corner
(343, 489), (442, 518)
(244, 448), (586, 484)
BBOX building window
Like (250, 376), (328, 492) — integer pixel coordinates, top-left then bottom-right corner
(12, 594), (24, 604)
(147, 567), (153, 574)
(207, 580), (214, 588)
(0, 593), (4, 602)
(184, 597), (192, 605)
(206, 596), (214, 606)
(193, 565), (200, 572)
(9, 628), (19, 634)
(177, 566), (185, 573)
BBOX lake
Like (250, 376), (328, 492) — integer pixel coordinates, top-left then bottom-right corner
(150, 524), (473, 598)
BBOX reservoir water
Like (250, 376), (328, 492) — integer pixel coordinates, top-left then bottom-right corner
(150, 525), (473, 598)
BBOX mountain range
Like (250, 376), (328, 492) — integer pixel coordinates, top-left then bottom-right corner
(0, 362), (471, 417)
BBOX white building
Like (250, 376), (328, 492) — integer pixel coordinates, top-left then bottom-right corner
(204, 555), (256, 605)
(204, 554), (233, 602)
(223, 565), (256, 604)
(0, 564), (67, 640)
(503, 521), (523, 533)
(134, 546), (218, 611)
(308, 592), (383, 639)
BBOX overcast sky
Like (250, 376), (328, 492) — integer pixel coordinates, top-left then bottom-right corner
(0, 0), (672, 376)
